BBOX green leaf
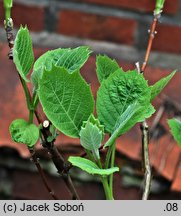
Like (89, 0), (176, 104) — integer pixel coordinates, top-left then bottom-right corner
(31, 46), (91, 91)
(56, 46), (91, 71)
(168, 119), (181, 147)
(13, 26), (34, 82)
(80, 115), (104, 160)
(9, 119), (39, 148)
(150, 70), (176, 101)
(97, 70), (154, 134)
(96, 55), (120, 84)
(38, 65), (94, 138)
(82, 114), (104, 135)
(104, 103), (139, 148)
(68, 156), (119, 176)
(32, 49), (64, 91)
(104, 103), (155, 148)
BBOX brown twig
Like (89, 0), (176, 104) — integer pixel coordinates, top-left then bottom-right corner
(29, 148), (59, 200)
(141, 16), (159, 73)
(4, 18), (79, 200)
(40, 129), (80, 200)
(140, 121), (151, 200)
(140, 13), (160, 200)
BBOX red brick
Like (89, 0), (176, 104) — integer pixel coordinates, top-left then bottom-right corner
(153, 24), (181, 54)
(172, 165), (181, 192)
(0, 2), (5, 25)
(72, 0), (179, 15)
(58, 10), (137, 45)
(161, 144), (181, 181)
(149, 136), (181, 181)
(0, 2), (45, 32)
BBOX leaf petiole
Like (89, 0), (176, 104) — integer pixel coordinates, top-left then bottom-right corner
(101, 177), (113, 200)
(20, 77), (35, 123)
(97, 158), (114, 200)
(109, 142), (116, 197)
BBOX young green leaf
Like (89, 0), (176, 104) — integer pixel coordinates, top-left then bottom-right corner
(150, 70), (176, 101)
(13, 26), (34, 82)
(31, 46), (91, 91)
(97, 70), (154, 134)
(38, 65), (94, 138)
(9, 119), (39, 148)
(80, 115), (104, 160)
(104, 103), (139, 148)
(96, 55), (120, 84)
(82, 114), (104, 135)
(104, 103), (155, 148)
(68, 156), (119, 176)
(168, 119), (181, 147)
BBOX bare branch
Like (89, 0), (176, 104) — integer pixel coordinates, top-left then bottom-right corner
(140, 121), (152, 200)
(29, 149), (59, 200)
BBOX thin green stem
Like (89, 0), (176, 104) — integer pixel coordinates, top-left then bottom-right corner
(29, 110), (34, 124)
(97, 158), (102, 168)
(109, 142), (116, 197)
(5, 9), (11, 22)
(97, 158), (113, 200)
(20, 76), (33, 111)
(20, 76), (35, 124)
(104, 143), (116, 199)
(85, 149), (95, 162)
(101, 177), (113, 200)
(155, 0), (165, 15)
(32, 91), (39, 109)
(105, 146), (113, 169)
(3, 0), (13, 22)
(104, 132), (118, 149)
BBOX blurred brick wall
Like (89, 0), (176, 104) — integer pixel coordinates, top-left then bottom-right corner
(0, 0), (181, 54)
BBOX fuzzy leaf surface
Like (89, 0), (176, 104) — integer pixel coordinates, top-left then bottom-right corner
(150, 70), (176, 101)
(56, 46), (91, 71)
(39, 65), (94, 138)
(32, 46), (91, 90)
(9, 119), (39, 148)
(97, 70), (154, 134)
(68, 156), (119, 176)
(168, 119), (181, 147)
(96, 55), (120, 83)
(13, 26), (34, 82)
